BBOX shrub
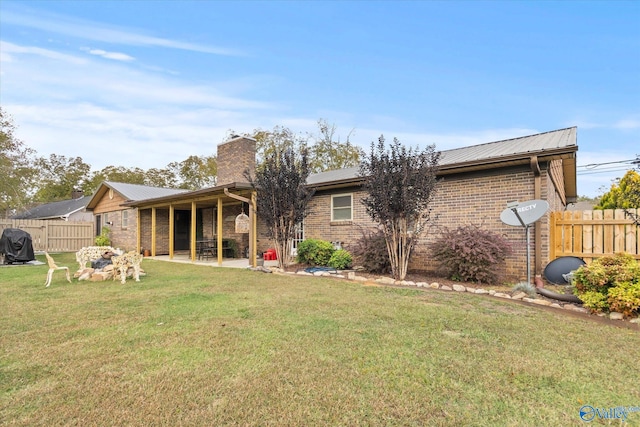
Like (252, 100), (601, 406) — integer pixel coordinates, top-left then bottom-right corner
(296, 239), (335, 266)
(607, 281), (640, 317)
(572, 252), (640, 315)
(429, 224), (512, 284)
(328, 249), (353, 270)
(95, 226), (111, 246)
(350, 229), (391, 274)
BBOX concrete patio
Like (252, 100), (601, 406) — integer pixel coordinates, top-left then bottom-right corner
(145, 253), (279, 269)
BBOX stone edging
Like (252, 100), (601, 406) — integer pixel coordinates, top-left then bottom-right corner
(275, 268), (640, 324)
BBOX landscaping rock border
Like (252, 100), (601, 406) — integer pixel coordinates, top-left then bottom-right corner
(273, 267), (640, 324)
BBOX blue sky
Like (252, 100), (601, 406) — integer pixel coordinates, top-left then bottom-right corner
(1, 1), (638, 198)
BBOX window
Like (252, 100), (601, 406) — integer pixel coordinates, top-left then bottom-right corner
(122, 209), (129, 229)
(103, 213), (109, 226)
(331, 194), (352, 221)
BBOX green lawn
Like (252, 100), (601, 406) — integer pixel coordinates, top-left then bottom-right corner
(1, 253), (639, 426)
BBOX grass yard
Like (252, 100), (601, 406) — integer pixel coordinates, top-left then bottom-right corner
(1, 253), (639, 426)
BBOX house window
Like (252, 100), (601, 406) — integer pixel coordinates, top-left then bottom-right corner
(122, 210), (129, 229)
(292, 221), (304, 255)
(331, 194), (352, 221)
(103, 213), (109, 226)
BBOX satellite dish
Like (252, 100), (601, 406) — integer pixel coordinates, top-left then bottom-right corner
(543, 256), (586, 285)
(500, 200), (549, 227)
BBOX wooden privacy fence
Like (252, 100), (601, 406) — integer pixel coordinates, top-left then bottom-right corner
(550, 209), (640, 263)
(0, 219), (94, 252)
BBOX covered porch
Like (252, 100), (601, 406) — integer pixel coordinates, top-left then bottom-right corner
(124, 183), (260, 267)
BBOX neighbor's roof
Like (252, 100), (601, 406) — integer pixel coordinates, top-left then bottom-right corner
(307, 127), (578, 194)
(12, 195), (92, 220)
(86, 181), (189, 210)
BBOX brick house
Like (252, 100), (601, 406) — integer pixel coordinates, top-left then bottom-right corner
(85, 182), (188, 251)
(124, 128), (577, 282)
(304, 127), (577, 281)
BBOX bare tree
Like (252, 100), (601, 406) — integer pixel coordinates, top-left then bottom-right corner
(359, 136), (440, 280)
(246, 148), (315, 268)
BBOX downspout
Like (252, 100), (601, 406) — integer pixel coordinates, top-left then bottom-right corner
(530, 156), (542, 278)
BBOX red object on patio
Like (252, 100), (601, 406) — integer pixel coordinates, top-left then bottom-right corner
(263, 248), (277, 260)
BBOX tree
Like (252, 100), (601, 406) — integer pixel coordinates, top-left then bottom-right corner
(308, 119), (362, 173)
(237, 119), (362, 174)
(83, 165), (147, 195)
(144, 167), (179, 189)
(250, 126), (308, 169)
(246, 147), (315, 268)
(0, 108), (37, 216)
(596, 170), (640, 209)
(33, 154), (92, 202)
(359, 136), (440, 280)
(167, 155), (217, 190)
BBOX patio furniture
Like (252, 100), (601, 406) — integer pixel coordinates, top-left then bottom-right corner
(197, 239), (237, 260)
(44, 252), (71, 287)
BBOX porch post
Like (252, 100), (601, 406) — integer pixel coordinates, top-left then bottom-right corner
(136, 208), (141, 254)
(217, 197), (223, 266)
(251, 191), (257, 267)
(191, 201), (197, 262)
(151, 207), (156, 257)
(169, 205), (174, 259)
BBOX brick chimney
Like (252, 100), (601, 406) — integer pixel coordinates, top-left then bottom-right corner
(71, 189), (84, 199)
(216, 135), (256, 186)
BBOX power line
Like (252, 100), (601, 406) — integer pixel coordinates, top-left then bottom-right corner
(577, 158), (639, 169)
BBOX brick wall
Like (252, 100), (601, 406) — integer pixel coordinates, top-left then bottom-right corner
(301, 163), (565, 282)
(140, 209), (171, 255)
(106, 208), (138, 251)
(91, 191), (138, 251)
(217, 136), (256, 185)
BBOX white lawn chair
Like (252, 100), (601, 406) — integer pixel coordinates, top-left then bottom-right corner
(44, 252), (71, 287)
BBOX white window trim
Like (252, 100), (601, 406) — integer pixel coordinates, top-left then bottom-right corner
(331, 193), (353, 221)
(122, 209), (129, 229)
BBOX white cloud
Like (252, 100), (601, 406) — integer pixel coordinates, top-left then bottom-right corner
(84, 48), (135, 62)
(0, 40), (87, 65)
(614, 118), (640, 130)
(2, 6), (242, 56)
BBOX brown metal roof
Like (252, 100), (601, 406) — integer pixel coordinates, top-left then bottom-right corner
(307, 127), (578, 197)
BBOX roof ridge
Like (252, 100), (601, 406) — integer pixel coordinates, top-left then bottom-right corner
(441, 127), (576, 153)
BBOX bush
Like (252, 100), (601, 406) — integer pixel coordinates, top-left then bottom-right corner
(429, 224), (512, 284)
(296, 239), (335, 266)
(328, 249), (353, 270)
(572, 252), (640, 315)
(607, 281), (640, 317)
(95, 226), (111, 246)
(350, 229), (391, 274)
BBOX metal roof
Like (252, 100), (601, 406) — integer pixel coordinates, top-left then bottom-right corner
(104, 181), (188, 201)
(12, 195), (92, 220)
(438, 127), (576, 166)
(307, 127), (577, 187)
(86, 181), (189, 210)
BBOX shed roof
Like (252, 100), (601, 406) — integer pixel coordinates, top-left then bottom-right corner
(12, 195), (92, 220)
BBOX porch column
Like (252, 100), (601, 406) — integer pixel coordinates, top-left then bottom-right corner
(169, 205), (175, 259)
(251, 191), (257, 267)
(136, 208), (141, 254)
(217, 197), (223, 266)
(151, 207), (156, 257)
(191, 201), (197, 262)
